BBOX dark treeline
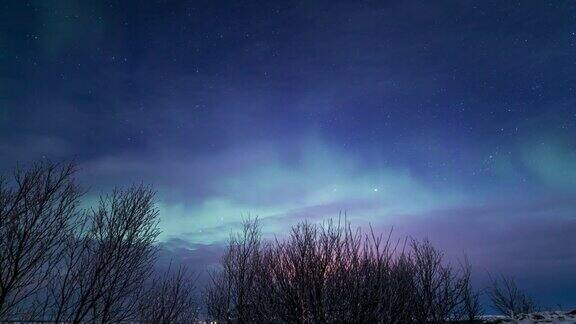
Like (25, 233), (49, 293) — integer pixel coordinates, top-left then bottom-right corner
(205, 219), (483, 324)
(0, 162), (535, 323)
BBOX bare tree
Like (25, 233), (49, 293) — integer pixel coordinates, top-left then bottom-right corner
(457, 260), (483, 322)
(325, 224), (396, 323)
(205, 267), (233, 323)
(205, 218), (262, 323)
(488, 275), (536, 318)
(386, 252), (416, 323)
(139, 263), (198, 323)
(45, 185), (160, 323)
(0, 162), (82, 320)
(263, 221), (337, 323)
(409, 239), (470, 323)
(0, 162), (199, 322)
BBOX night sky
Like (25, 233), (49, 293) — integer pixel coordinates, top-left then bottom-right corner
(1, 1), (576, 307)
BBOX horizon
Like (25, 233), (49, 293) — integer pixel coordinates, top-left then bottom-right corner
(1, 0), (575, 310)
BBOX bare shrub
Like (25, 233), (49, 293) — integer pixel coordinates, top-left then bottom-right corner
(206, 219), (483, 323)
(325, 224), (395, 323)
(262, 220), (350, 323)
(488, 275), (536, 318)
(458, 260), (483, 321)
(0, 162), (82, 319)
(267, 221), (319, 322)
(386, 251), (416, 323)
(205, 218), (262, 323)
(410, 239), (470, 323)
(138, 263), (198, 323)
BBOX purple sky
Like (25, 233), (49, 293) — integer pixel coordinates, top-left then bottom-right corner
(1, 0), (575, 309)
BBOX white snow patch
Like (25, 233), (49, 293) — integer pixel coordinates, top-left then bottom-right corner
(480, 310), (576, 323)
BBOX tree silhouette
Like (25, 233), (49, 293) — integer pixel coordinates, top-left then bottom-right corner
(0, 162), (82, 320)
(45, 185), (160, 323)
(206, 219), (483, 323)
(488, 275), (536, 318)
(139, 262), (198, 323)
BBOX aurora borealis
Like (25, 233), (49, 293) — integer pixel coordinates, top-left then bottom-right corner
(1, 1), (575, 307)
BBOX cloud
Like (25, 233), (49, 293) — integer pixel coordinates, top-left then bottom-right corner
(79, 137), (462, 244)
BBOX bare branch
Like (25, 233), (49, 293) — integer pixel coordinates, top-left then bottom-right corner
(0, 162), (82, 320)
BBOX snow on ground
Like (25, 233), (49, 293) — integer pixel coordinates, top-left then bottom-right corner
(481, 309), (576, 323)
